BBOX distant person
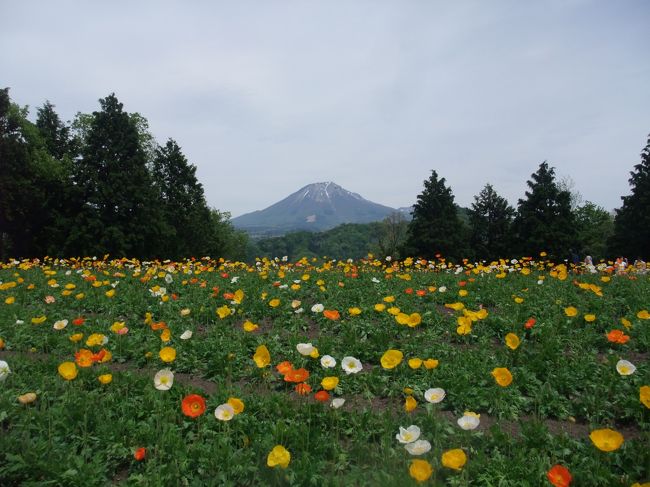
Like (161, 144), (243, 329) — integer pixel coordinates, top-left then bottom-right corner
(584, 255), (596, 273)
(634, 257), (647, 274)
(614, 257), (628, 275)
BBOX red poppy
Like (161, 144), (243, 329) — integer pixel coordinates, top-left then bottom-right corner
(524, 317), (536, 329)
(458, 281), (467, 287)
(72, 317), (85, 326)
(181, 394), (206, 418)
(295, 383), (312, 395)
(547, 464), (572, 487)
(404, 288), (413, 294)
(606, 329), (630, 344)
(276, 361), (294, 375)
(284, 368), (309, 383)
(416, 289), (427, 297)
(221, 273), (229, 278)
(134, 447), (146, 461)
(314, 390), (330, 402)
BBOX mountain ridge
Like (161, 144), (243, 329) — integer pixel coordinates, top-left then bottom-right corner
(232, 182), (398, 237)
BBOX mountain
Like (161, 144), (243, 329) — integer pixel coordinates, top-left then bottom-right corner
(232, 182), (396, 237)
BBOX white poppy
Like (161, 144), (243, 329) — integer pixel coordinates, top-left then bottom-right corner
(53, 319), (68, 330)
(320, 355), (337, 368)
(180, 330), (193, 340)
(153, 368), (174, 391)
(424, 387), (446, 404)
(311, 303), (324, 313)
(341, 356), (362, 375)
(395, 425), (421, 444)
(616, 359), (636, 376)
(0, 360), (11, 381)
(405, 440), (432, 456)
(457, 412), (480, 430)
(331, 398), (346, 409)
(296, 343), (315, 356)
(214, 403), (235, 421)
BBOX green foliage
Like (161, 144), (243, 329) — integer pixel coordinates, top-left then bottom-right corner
(377, 212), (409, 260)
(1, 89), (239, 261)
(66, 94), (162, 258)
(0, 258), (648, 485)
(151, 139), (216, 259)
(254, 223), (383, 261)
(402, 170), (468, 260)
(609, 134), (650, 259)
(468, 184), (515, 261)
(207, 209), (250, 261)
(0, 89), (71, 258)
(514, 162), (575, 260)
(574, 202), (614, 259)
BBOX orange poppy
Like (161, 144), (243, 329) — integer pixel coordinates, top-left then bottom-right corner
(276, 361), (294, 375)
(524, 317), (536, 329)
(547, 464), (572, 487)
(606, 330), (630, 344)
(181, 394), (206, 418)
(284, 368), (309, 383)
(74, 349), (94, 368)
(134, 447), (146, 461)
(91, 349), (106, 363)
(314, 390), (330, 402)
(295, 383), (312, 395)
(151, 321), (168, 331)
(323, 310), (340, 321)
(416, 289), (427, 297)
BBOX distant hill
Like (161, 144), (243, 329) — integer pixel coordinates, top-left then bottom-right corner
(232, 182), (397, 237)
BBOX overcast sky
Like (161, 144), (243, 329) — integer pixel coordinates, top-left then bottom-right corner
(2, 0), (649, 217)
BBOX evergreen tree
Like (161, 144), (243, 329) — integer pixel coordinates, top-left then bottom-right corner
(402, 170), (467, 260)
(67, 94), (161, 258)
(0, 89), (69, 258)
(36, 101), (71, 160)
(609, 134), (650, 259)
(152, 139), (215, 258)
(468, 183), (515, 261)
(513, 162), (574, 259)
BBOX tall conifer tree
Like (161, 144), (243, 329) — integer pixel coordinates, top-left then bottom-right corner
(468, 183), (515, 260)
(152, 139), (215, 258)
(609, 134), (650, 259)
(67, 94), (160, 257)
(513, 162), (574, 259)
(402, 170), (466, 259)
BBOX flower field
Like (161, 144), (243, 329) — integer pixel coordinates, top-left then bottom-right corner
(0, 256), (648, 486)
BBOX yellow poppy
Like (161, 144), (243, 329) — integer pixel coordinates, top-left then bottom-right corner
(380, 349), (403, 369)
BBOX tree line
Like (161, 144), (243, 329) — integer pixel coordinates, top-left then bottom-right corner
(0, 89), (247, 261)
(400, 147), (649, 262)
(1, 87), (648, 262)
